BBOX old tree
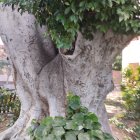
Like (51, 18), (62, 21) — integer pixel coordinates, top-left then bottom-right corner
(0, 0), (140, 139)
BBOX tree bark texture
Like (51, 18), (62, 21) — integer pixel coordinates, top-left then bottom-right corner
(0, 5), (135, 140)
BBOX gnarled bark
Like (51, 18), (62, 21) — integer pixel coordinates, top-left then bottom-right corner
(0, 4), (135, 140)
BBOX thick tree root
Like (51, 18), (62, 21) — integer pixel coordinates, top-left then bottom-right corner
(0, 107), (45, 140)
(0, 122), (29, 140)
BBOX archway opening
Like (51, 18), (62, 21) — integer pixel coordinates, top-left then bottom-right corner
(105, 37), (140, 140)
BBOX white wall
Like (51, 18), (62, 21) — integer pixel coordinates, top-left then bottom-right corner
(0, 37), (4, 45)
(122, 39), (140, 69)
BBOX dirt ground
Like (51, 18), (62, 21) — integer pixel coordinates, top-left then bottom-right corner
(0, 115), (12, 132)
(105, 90), (138, 140)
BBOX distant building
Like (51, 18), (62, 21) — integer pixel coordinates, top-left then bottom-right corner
(122, 37), (140, 70)
(113, 38), (140, 89)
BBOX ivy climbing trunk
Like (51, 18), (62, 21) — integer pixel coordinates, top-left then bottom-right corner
(0, 5), (135, 140)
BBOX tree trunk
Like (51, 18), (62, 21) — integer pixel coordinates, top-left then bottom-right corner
(0, 5), (135, 140)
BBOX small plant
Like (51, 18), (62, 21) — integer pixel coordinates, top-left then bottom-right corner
(133, 124), (140, 140)
(109, 117), (126, 129)
(121, 66), (140, 120)
(0, 87), (20, 123)
(28, 93), (114, 140)
(112, 55), (122, 71)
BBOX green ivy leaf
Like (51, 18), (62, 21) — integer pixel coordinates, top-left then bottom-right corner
(40, 117), (53, 126)
(90, 130), (104, 140)
(69, 15), (78, 23)
(71, 2), (76, 13)
(84, 119), (94, 129)
(78, 133), (90, 140)
(65, 2), (70, 6)
(64, 120), (78, 130)
(67, 94), (81, 110)
(65, 132), (77, 140)
(53, 127), (65, 136)
(65, 7), (71, 15)
(108, 0), (113, 7)
(79, 1), (86, 8)
(34, 125), (46, 138)
(46, 134), (56, 140)
(53, 117), (66, 127)
(86, 113), (99, 122)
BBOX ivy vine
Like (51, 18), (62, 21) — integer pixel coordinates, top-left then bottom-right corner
(27, 93), (115, 140)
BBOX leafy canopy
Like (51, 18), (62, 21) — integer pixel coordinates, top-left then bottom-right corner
(1, 0), (140, 48)
(27, 93), (114, 140)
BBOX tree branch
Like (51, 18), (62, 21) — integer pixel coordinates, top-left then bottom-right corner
(0, 4), (57, 74)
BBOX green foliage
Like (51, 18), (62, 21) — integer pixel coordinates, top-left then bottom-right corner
(121, 66), (140, 120)
(27, 93), (114, 140)
(109, 117), (126, 129)
(112, 55), (122, 71)
(0, 87), (20, 121)
(133, 124), (140, 139)
(1, 0), (140, 48)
